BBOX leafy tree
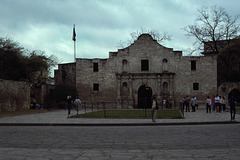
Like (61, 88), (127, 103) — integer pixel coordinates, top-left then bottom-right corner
(217, 39), (240, 83)
(0, 37), (57, 82)
(0, 37), (27, 81)
(26, 50), (57, 83)
(184, 5), (240, 54)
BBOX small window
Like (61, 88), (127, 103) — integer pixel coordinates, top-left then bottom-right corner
(193, 83), (199, 90)
(141, 60), (149, 71)
(93, 83), (99, 91)
(122, 59), (128, 73)
(93, 63), (98, 72)
(162, 59), (168, 72)
(191, 61), (196, 71)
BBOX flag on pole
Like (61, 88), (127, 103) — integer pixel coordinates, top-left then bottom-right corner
(72, 24), (76, 41)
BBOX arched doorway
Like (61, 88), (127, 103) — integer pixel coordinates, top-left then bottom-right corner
(228, 89), (240, 103)
(138, 85), (152, 109)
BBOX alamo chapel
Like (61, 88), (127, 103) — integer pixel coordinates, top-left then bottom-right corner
(54, 34), (217, 109)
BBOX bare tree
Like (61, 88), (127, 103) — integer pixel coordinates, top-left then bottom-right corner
(184, 5), (240, 54)
(118, 28), (172, 48)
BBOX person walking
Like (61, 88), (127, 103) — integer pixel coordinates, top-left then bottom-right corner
(206, 96), (212, 113)
(181, 97), (185, 111)
(229, 95), (237, 121)
(222, 96), (227, 112)
(185, 96), (190, 112)
(190, 96), (196, 112)
(194, 96), (198, 110)
(215, 95), (220, 114)
(219, 96), (222, 113)
(74, 97), (82, 115)
(151, 96), (159, 122)
(211, 95), (215, 112)
(67, 95), (73, 117)
(162, 98), (166, 109)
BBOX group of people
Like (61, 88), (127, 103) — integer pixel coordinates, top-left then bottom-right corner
(67, 95), (82, 117)
(206, 95), (237, 121)
(162, 98), (174, 109)
(181, 96), (198, 112)
(205, 95), (227, 114)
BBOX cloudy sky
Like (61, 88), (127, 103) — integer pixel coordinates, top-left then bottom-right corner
(1, 0), (240, 66)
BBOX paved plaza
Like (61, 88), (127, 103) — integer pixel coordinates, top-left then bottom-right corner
(0, 124), (240, 160)
(0, 108), (239, 125)
(0, 109), (240, 160)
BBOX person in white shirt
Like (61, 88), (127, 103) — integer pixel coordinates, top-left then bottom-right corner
(163, 98), (166, 109)
(215, 95), (220, 114)
(190, 96), (196, 112)
(206, 96), (212, 113)
(74, 97), (82, 115)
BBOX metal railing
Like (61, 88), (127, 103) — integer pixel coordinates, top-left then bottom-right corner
(76, 101), (183, 118)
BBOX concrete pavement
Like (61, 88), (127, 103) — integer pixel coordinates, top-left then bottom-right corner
(1, 124), (240, 160)
(0, 108), (239, 126)
(1, 109), (240, 159)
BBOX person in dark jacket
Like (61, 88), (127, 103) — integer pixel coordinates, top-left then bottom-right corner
(229, 95), (237, 121)
(67, 95), (73, 117)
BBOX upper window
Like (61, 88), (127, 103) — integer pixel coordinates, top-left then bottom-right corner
(93, 83), (99, 91)
(191, 61), (196, 71)
(93, 63), (98, 72)
(141, 60), (149, 71)
(193, 83), (199, 90)
(122, 59), (128, 73)
(162, 59), (168, 72)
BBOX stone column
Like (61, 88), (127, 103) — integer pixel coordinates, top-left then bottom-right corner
(116, 74), (121, 108)
(160, 76), (163, 98)
(129, 75), (133, 98)
(157, 75), (161, 97)
(169, 74), (174, 99)
(128, 75), (133, 108)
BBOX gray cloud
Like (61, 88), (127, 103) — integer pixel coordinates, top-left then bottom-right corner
(0, 0), (239, 66)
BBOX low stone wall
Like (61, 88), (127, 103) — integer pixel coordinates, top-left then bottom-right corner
(0, 79), (30, 111)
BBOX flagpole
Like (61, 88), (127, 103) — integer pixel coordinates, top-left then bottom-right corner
(73, 24), (76, 62)
(74, 38), (76, 62)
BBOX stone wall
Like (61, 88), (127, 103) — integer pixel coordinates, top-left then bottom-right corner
(54, 34), (218, 109)
(0, 79), (30, 111)
(54, 62), (76, 88)
(75, 58), (117, 102)
(218, 82), (240, 101)
(175, 55), (218, 104)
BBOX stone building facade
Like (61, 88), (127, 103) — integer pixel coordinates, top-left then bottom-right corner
(55, 34), (218, 108)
